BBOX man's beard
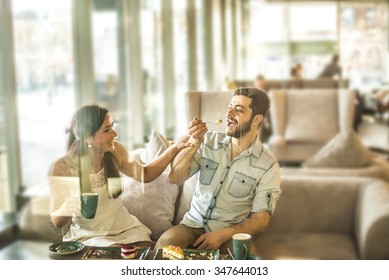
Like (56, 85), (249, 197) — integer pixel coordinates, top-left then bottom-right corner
(227, 117), (253, 138)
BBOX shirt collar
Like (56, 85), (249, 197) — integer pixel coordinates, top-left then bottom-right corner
(217, 134), (263, 158)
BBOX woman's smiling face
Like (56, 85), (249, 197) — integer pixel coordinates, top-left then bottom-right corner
(89, 113), (117, 152)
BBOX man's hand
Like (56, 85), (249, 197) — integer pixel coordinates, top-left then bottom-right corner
(193, 231), (228, 250)
(188, 117), (208, 143)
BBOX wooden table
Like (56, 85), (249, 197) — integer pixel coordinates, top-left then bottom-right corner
(0, 240), (157, 260)
(0, 240), (228, 260)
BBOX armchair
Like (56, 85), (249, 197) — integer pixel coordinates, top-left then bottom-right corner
(268, 89), (356, 164)
(253, 175), (389, 260)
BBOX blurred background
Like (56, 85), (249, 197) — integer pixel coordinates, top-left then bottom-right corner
(0, 0), (388, 244)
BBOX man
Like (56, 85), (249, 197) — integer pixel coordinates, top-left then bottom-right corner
(254, 75), (268, 92)
(155, 87), (281, 254)
(318, 54), (342, 79)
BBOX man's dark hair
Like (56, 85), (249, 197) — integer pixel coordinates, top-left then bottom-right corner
(233, 87), (270, 118)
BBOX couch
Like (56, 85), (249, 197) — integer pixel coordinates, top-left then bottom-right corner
(114, 132), (389, 260)
(124, 147), (389, 260)
(122, 131), (389, 260)
(13, 130), (389, 260)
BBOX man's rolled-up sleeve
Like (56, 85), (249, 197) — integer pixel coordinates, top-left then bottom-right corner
(252, 162), (281, 215)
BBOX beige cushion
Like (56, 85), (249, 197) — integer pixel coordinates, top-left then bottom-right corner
(303, 129), (375, 168)
(284, 90), (339, 143)
(121, 173), (179, 241)
(121, 130), (178, 240)
(173, 173), (198, 225)
(139, 130), (171, 165)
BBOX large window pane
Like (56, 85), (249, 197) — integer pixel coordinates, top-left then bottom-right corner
(12, 0), (75, 190)
(93, 1), (119, 113)
(340, 2), (388, 90)
(196, 0), (206, 90)
(289, 3), (337, 79)
(141, 0), (163, 141)
(173, 0), (188, 137)
(247, 1), (288, 79)
(92, 1), (122, 132)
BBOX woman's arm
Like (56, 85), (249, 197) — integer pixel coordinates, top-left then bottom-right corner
(113, 139), (191, 183)
(49, 160), (75, 229)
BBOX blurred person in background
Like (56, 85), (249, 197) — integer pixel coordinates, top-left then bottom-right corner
(318, 54), (342, 79)
(254, 74), (268, 92)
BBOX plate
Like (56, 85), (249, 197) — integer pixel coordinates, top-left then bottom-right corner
(81, 246), (150, 260)
(154, 248), (219, 260)
(49, 241), (85, 255)
(221, 254), (262, 260)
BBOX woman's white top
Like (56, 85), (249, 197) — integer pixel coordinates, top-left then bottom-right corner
(52, 168), (152, 246)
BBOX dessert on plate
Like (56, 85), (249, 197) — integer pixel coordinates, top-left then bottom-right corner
(121, 244), (138, 259)
(162, 245), (185, 260)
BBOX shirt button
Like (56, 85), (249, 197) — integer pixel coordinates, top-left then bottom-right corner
(220, 181), (223, 184)
(227, 166), (230, 169)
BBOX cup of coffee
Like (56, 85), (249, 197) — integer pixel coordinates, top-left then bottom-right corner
(81, 193), (99, 219)
(232, 233), (251, 260)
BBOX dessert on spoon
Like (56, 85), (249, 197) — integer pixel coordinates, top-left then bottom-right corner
(205, 119), (223, 125)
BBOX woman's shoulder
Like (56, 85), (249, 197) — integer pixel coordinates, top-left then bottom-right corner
(49, 156), (73, 176)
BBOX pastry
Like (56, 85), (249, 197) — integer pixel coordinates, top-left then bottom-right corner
(162, 245), (184, 260)
(121, 244), (138, 259)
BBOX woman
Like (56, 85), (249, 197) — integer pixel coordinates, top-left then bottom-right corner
(49, 105), (189, 248)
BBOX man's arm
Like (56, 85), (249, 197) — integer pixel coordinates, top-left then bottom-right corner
(168, 141), (201, 185)
(194, 212), (270, 250)
(168, 118), (207, 185)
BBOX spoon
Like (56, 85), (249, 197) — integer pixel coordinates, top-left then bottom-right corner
(205, 119), (223, 125)
(227, 248), (235, 260)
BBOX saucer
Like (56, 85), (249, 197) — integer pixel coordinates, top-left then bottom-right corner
(49, 241), (85, 255)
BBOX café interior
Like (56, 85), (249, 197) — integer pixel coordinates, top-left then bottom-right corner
(1, 0), (389, 260)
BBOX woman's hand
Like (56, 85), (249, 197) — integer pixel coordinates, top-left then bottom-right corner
(171, 135), (192, 152)
(188, 117), (208, 143)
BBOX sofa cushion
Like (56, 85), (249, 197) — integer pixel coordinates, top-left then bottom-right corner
(121, 173), (179, 241)
(303, 128), (375, 168)
(173, 173), (198, 225)
(139, 129), (171, 166)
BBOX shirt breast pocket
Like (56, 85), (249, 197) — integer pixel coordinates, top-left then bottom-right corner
(199, 158), (219, 185)
(228, 172), (256, 198)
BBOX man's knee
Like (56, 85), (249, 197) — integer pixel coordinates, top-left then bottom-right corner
(155, 229), (177, 250)
(155, 225), (202, 250)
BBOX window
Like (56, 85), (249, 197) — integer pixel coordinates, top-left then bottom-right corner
(340, 2), (388, 90)
(12, 0), (75, 190)
(140, 0), (163, 141)
(173, 0), (188, 136)
(247, 1), (288, 79)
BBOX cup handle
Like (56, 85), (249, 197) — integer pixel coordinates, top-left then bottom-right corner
(243, 244), (250, 260)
